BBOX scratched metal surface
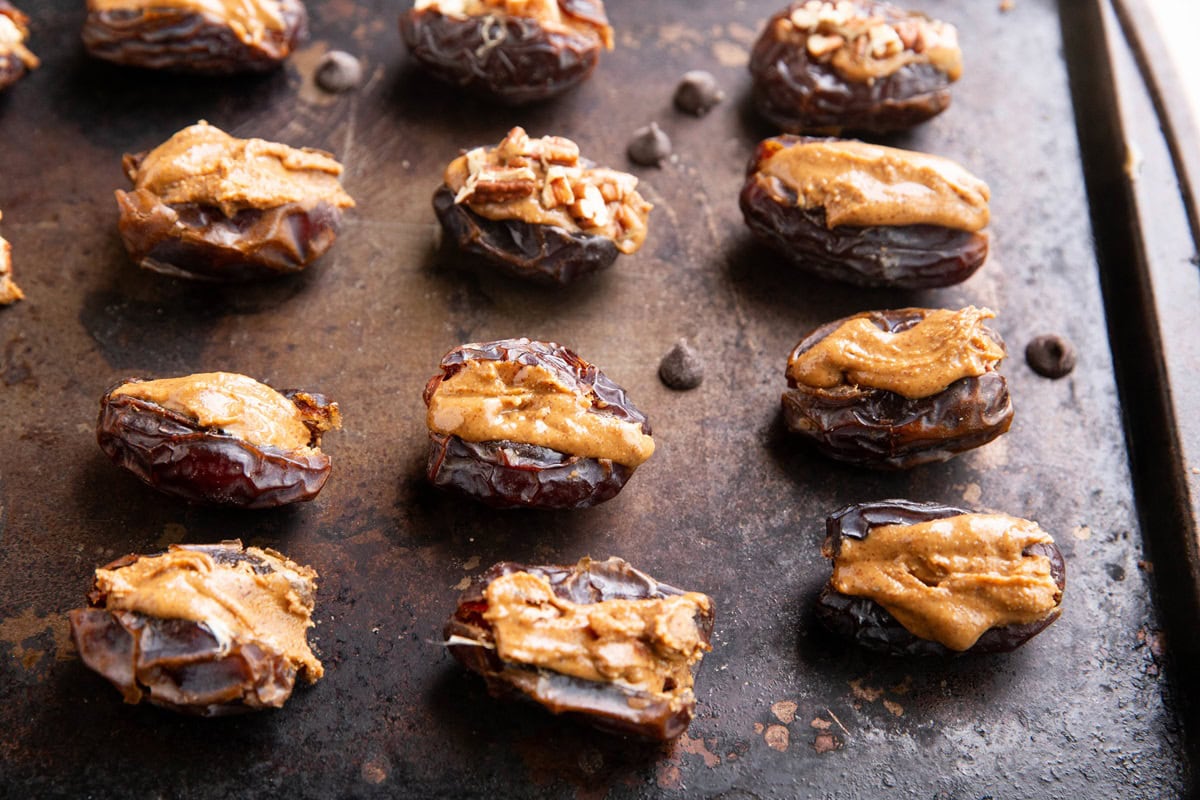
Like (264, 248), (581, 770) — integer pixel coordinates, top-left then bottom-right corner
(0, 1), (1188, 797)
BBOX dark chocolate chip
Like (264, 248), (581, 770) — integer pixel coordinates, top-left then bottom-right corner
(627, 123), (672, 167)
(659, 340), (703, 390)
(1025, 334), (1077, 378)
(315, 51), (363, 93)
(673, 70), (724, 116)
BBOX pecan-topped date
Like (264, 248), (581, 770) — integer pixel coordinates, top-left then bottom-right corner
(435, 127), (652, 285)
(446, 557), (715, 740)
(82, 0), (307, 74)
(97, 372), (342, 508)
(69, 541), (323, 715)
(750, 0), (962, 133)
(782, 307), (1013, 469)
(0, 212), (23, 305)
(740, 136), (990, 288)
(401, 0), (613, 105)
(816, 500), (1066, 656)
(423, 338), (654, 508)
(0, 2), (38, 91)
(116, 122), (355, 281)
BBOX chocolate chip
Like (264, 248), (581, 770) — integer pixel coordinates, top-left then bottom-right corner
(315, 51), (363, 93)
(627, 123), (672, 167)
(1025, 334), (1077, 378)
(659, 340), (703, 390)
(673, 70), (724, 116)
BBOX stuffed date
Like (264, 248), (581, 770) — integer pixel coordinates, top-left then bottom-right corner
(401, 0), (613, 105)
(0, 1), (38, 91)
(740, 136), (990, 288)
(0, 212), (22, 305)
(82, 0), (307, 74)
(97, 371), (342, 508)
(750, 0), (962, 134)
(423, 338), (654, 508)
(69, 540), (324, 715)
(435, 127), (652, 286)
(817, 500), (1065, 656)
(115, 121), (355, 281)
(782, 306), (1013, 468)
(445, 557), (714, 740)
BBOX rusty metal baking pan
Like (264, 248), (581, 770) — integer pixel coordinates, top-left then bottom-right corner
(0, 0), (1192, 796)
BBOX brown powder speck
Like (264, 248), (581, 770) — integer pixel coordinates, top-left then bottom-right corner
(462, 555), (481, 570)
(813, 733), (844, 754)
(452, 576), (472, 591)
(883, 699), (904, 717)
(771, 700), (798, 724)
(764, 725), (789, 752)
(1072, 525), (1092, 541)
(677, 731), (721, 768)
(753, 722), (764, 734)
(360, 758), (388, 785)
(811, 717), (832, 730)
(656, 762), (682, 790)
(712, 40), (750, 67)
(849, 678), (884, 702)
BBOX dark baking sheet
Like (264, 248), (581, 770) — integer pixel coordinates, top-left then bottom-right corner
(0, 1), (1192, 797)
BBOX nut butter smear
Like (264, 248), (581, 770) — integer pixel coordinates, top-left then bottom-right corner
(88, 0), (286, 44)
(788, 307), (1004, 398)
(129, 122), (355, 218)
(444, 127), (651, 254)
(427, 359), (655, 467)
(758, 138), (989, 230)
(93, 542), (323, 680)
(831, 514), (1061, 651)
(112, 372), (316, 452)
(416, 0), (614, 46)
(484, 570), (711, 703)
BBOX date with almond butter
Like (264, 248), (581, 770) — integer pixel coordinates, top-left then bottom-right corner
(82, 0), (307, 74)
(97, 372), (341, 508)
(401, 0), (613, 105)
(817, 500), (1065, 656)
(741, 136), (990, 288)
(750, 0), (962, 133)
(0, 2), (38, 91)
(782, 307), (1013, 468)
(435, 127), (652, 285)
(423, 338), (654, 508)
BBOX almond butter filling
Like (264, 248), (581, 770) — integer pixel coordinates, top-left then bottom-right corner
(427, 358), (654, 468)
(111, 372), (316, 452)
(0, 213), (22, 305)
(484, 570), (711, 703)
(129, 121), (356, 218)
(444, 127), (651, 255)
(93, 542), (323, 681)
(757, 138), (990, 231)
(415, 0), (614, 48)
(831, 514), (1061, 651)
(781, 0), (961, 82)
(88, 0), (287, 45)
(0, 9), (39, 70)
(788, 307), (1004, 399)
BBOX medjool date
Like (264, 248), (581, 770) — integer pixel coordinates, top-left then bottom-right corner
(782, 307), (1013, 468)
(740, 136), (989, 288)
(82, 0), (307, 74)
(749, 0), (962, 133)
(400, 0), (613, 105)
(69, 541), (323, 715)
(816, 500), (1065, 656)
(435, 127), (652, 286)
(97, 371), (342, 508)
(445, 556), (715, 740)
(0, 2), (38, 91)
(116, 122), (355, 281)
(423, 338), (654, 509)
